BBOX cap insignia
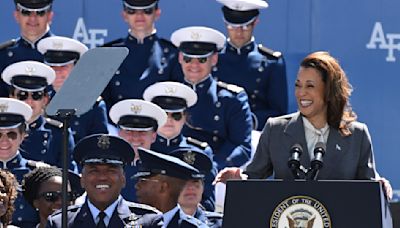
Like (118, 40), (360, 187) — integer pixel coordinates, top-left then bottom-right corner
(183, 151), (196, 165)
(164, 86), (176, 95)
(0, 103), (8, 113)
(233, 4), (243, 10)
(190, 31), (201, 41)
(52, 41), (64, 50)
(25, 66), (36, 75)
(130, 104), (142, 114)
(97, 135), (110, 150)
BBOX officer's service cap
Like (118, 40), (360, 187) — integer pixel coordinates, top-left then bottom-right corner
(170, 147), (212, 177)
(2, 61), (55, 92)
(14, 0), (53, 9)
(171, 26), (226, 57)
(123, 0), (158, 9)
(135, 147), (203, 180)
(73, 134), (135, 166)
(109, 99), (167, 131)
(38, 36), (88, 66)
(143, 82), (197, 112)
(217, 0), (268, 24)
(0, 98), (32, 129)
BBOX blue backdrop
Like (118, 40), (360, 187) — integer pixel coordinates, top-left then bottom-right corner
(1, 0), (399, 192)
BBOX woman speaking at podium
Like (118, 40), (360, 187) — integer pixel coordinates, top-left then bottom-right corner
(214, 51), (392, 198)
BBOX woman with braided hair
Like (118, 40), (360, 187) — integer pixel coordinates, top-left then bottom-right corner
(22, 166), (82, 228)
(0, 170), (18, 228)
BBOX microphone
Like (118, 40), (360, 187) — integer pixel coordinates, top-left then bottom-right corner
(288, 144), (303, 179)
(309, 142), (326, 180)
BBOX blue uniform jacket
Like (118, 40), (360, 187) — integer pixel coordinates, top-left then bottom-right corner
(121, 162), (139, 202)
(68, 99), (108, 143)
(151, 134), (218, 211)
(194, 207), (223, 228)
(0, 32), (52, 97)
(213, 40), (288, 130)
(20, 116), (76, 170)
(46, 198), (160, 228)
(2, 153), (40, 228)
(182, 76), (253, 170)
(101, 33), (182, 111)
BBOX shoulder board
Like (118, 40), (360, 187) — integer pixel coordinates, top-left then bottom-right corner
(127, 201), (161, 215)
(0, 39), (17, 51)
(187, 137), (209, 150)
(101, 38), (124, 47)
(26, 160), (50, 170)
(217, 81), (244, 94)
(45, 117), (63, 128)
(204, 211), (223, 219)
(257, 44), (282, 59)
(52, 204), (81, 216)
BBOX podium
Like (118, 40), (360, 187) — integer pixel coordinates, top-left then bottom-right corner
(222, 180), (392, 228)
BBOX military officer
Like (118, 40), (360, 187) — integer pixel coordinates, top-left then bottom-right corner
(1, 61), (76, 170)
(171, 26), (253, 170)
(46, 134), (161, 228)
(135, 147), (208, 227)
(109, 99), (167, 202)
(37, 36), (109, 143)
(0, 97), (47, 227)
(0, 0), (55, 97)
(101, 0), (182, 112)
(213, 0), (288, 130)
(171, 147), (223, 228)
(143, 81), (218, 211)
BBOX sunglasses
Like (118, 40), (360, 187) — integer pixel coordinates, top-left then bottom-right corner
(39, 191), (76, 203)
(167, 112), (184, 121)
(16, 91), (45, 101)
(19, 8), (48, 17)
(183, 55), (208, 64)
(125, 7), (155, 15)
(0, 132), (19, 140)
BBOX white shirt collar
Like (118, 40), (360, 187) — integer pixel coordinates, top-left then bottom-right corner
(87, 195), (122, 227)
(302, 117), (330, 159)
(162, 205), (180, 228)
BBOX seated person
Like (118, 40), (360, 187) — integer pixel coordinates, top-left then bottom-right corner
(1, 60), (76, 170)
(22, 166), (84, 228)
(171, 147), (223, 228)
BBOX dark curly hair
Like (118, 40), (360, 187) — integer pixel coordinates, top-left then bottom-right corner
(0, 170), (18, 225)
(300, 51), (356, 136)
(22, 166), (62, 207)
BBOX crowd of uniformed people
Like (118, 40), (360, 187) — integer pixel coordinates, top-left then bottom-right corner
(0, 0), (289, 227)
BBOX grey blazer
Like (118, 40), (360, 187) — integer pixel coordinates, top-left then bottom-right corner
(244, 112), (378, 180)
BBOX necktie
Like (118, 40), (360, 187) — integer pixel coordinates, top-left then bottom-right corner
(97, 211), (106, 228)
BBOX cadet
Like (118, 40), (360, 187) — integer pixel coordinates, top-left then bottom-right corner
(213, 0), (288, 130)
(101, 0), (181, 112)
(37, 36), (109, 143)
(135, 148), (208, 227)
(109, 99), (167, 202)
(0, 0), (55, 97)
(46, 134), (161, 227)
(1, 61), (76, 169)
(0, 97), (46, 227)
(171, 147), (223, 228)
(143, 81), (218, 211)
(171, 26), (253, 170)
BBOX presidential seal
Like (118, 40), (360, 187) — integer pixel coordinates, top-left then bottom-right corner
(270, 195), (331, 228)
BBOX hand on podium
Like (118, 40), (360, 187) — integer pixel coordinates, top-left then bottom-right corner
(213, 167), (248, 184)
(377, 177), (393, 200)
